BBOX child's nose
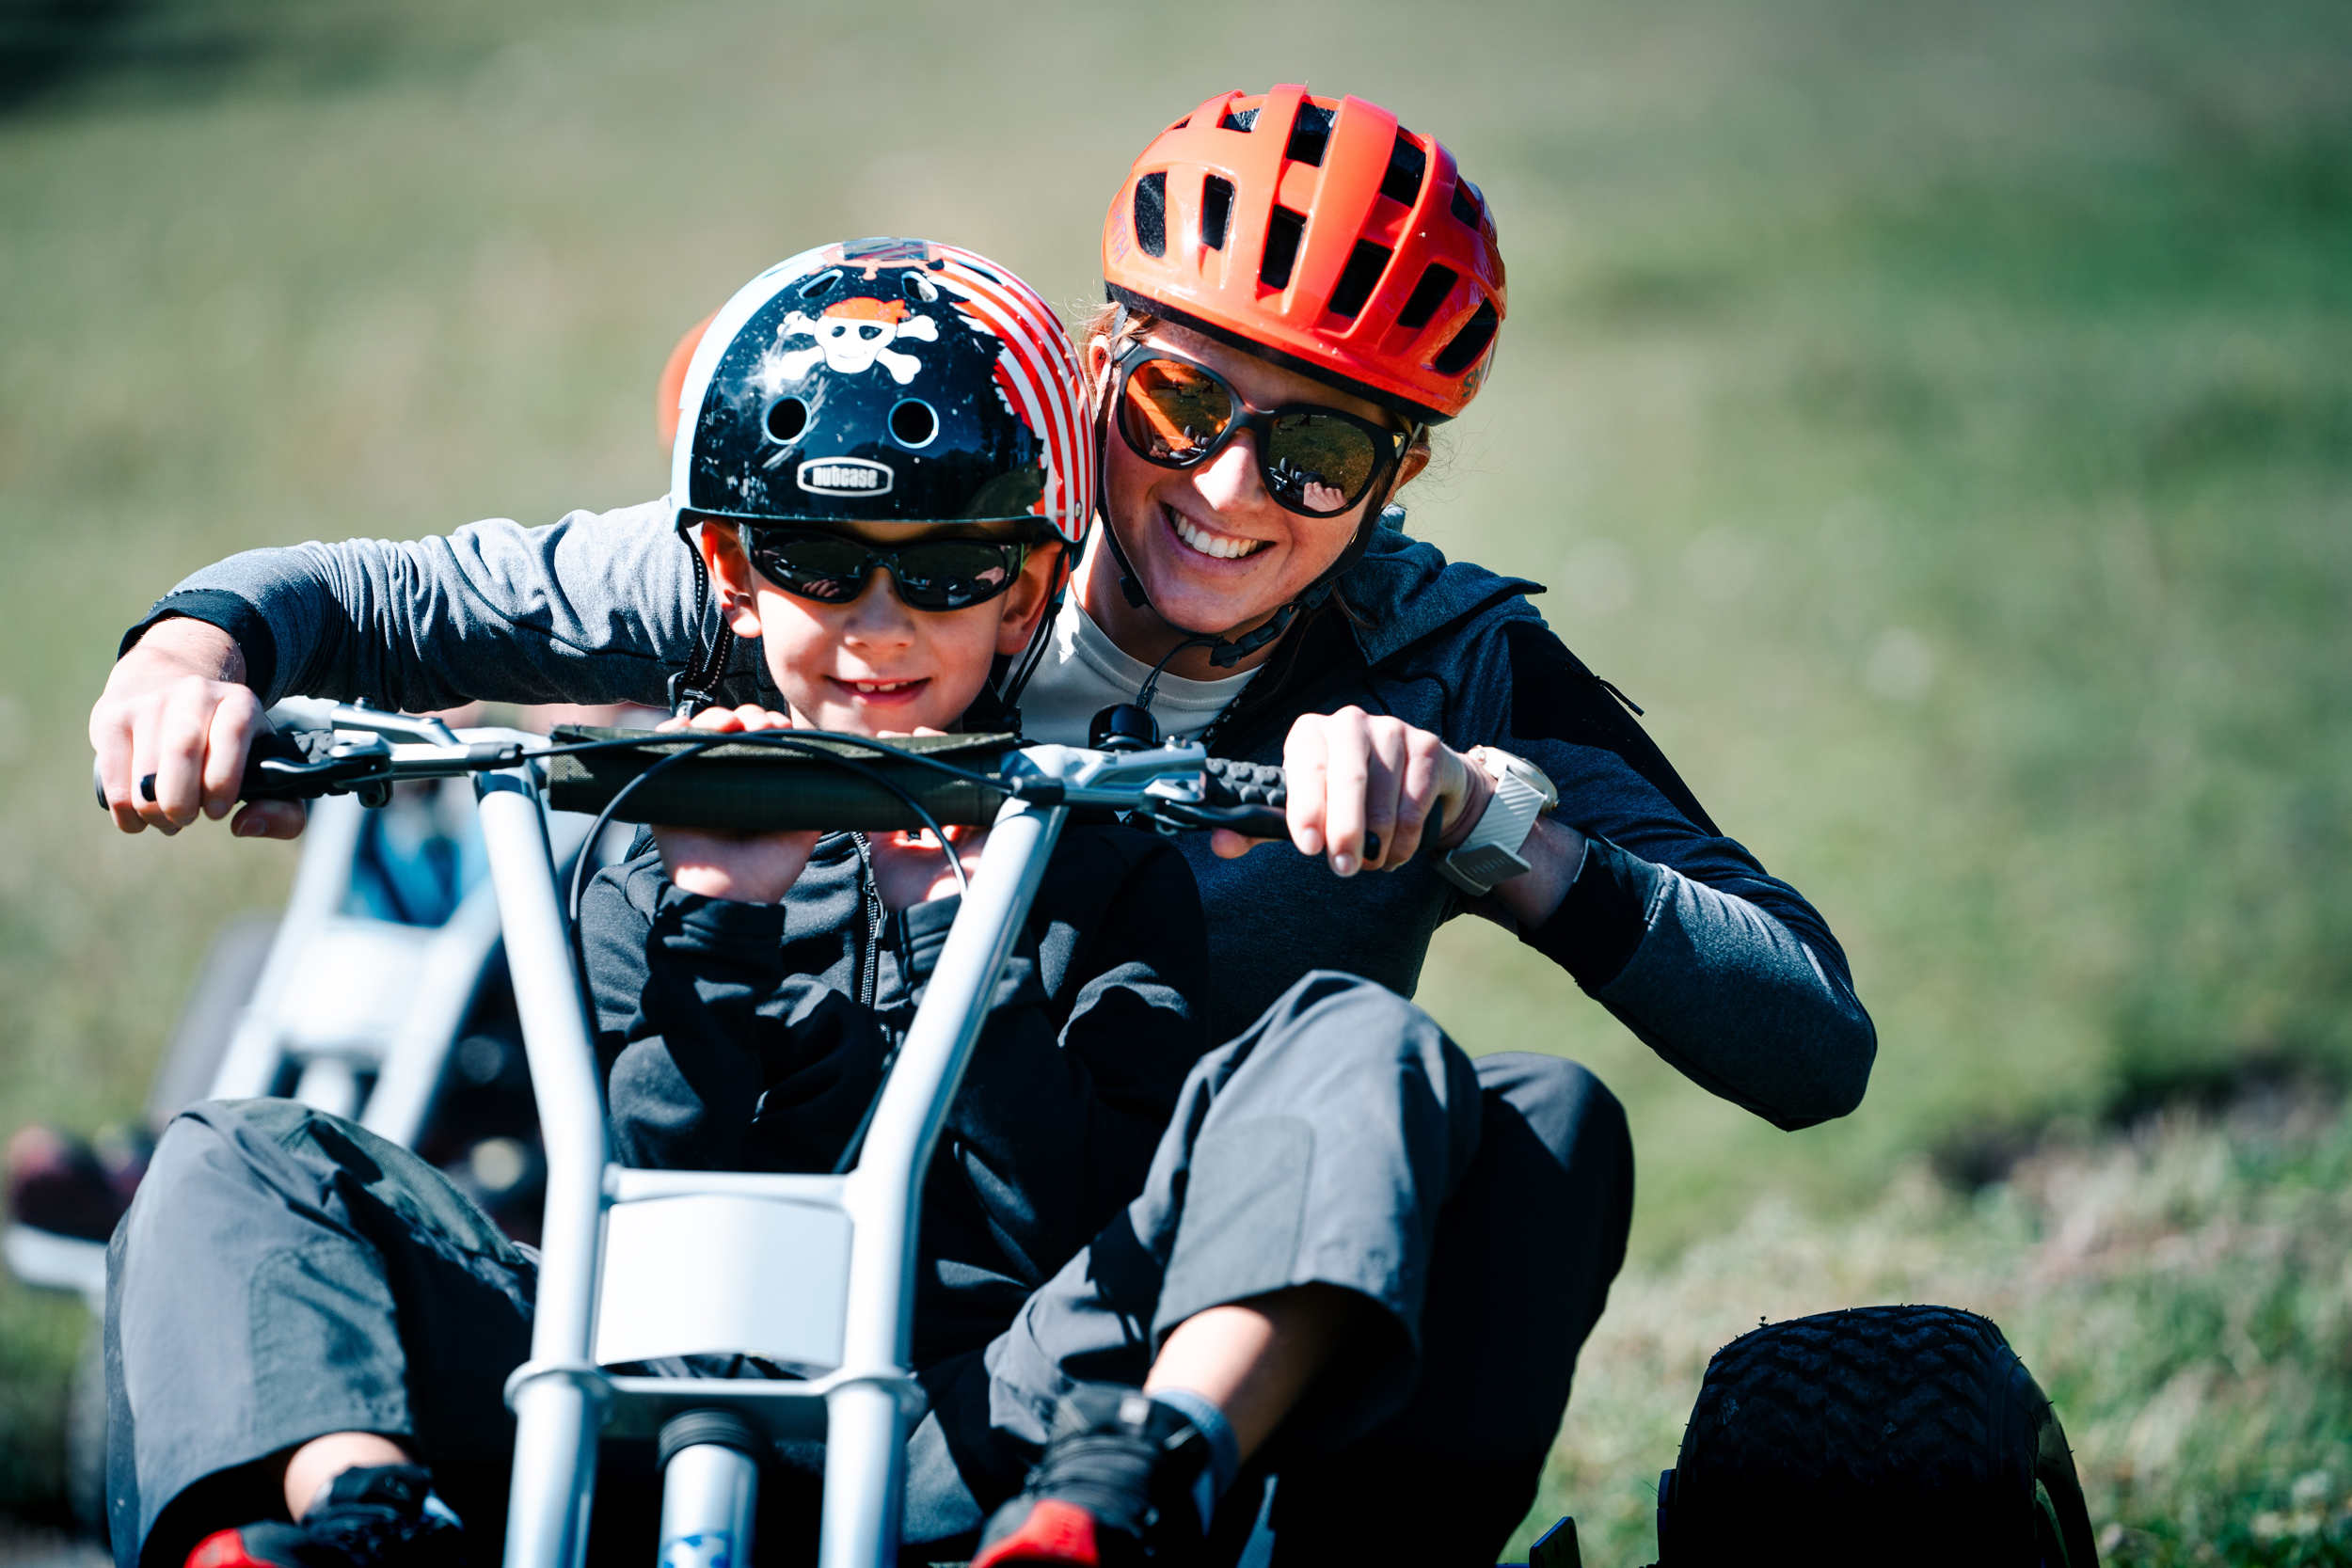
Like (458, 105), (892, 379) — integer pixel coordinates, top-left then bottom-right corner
(844, 570), (920, 641)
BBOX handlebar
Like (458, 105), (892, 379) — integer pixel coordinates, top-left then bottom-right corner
(96, 708), (1358, 850)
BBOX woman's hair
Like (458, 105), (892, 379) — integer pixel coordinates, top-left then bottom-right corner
(1077, 300), (1436, 475)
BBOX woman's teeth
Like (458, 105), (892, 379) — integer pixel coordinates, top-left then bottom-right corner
(1171, 513), (1267, 561)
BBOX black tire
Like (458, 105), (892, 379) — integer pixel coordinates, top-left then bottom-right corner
(1659, 1305), (2098, 1568)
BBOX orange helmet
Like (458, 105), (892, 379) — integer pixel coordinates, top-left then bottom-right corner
(1102, 86), (1505, 425)
(656, 309), (718, 451)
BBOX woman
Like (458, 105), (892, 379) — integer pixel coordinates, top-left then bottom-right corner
(92, 90), (1873, 1562)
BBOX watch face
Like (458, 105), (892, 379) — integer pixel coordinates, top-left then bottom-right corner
(1495, 753), (1559, 812)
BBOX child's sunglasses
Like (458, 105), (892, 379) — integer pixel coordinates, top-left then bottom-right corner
(1112, 342), (1409, 519)
(740, 527), (1030, 611)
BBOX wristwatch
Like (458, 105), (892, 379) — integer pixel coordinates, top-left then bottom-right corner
(1437, 747), (1559, 896)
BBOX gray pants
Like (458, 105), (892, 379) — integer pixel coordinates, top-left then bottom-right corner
(108, 974), (1630, 1568)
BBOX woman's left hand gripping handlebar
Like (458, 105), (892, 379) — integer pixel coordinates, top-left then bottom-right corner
(1209, 705), (1589, 926)
(1209, 706), (1491, 877)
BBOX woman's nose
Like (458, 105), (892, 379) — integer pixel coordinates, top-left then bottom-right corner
(1187, 429), (1272, 515)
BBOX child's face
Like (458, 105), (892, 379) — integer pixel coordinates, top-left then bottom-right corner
(704, 518), (1059, 736)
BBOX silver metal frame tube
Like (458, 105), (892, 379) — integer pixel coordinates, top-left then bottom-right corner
(818, 798), (1066, 1568)
(479, 771), (611, 1568)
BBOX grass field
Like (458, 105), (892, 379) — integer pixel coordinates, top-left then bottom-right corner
(1526, 1096), (2352, 1567)
(1, 0), (2347, 1557)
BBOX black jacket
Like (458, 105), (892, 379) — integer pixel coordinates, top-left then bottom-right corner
(581, 822), (1209, 1365)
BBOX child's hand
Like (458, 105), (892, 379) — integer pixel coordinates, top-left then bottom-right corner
(866, 824), (985, 910)
(865, 726), (986, 909)
(650, 705), (821, 905)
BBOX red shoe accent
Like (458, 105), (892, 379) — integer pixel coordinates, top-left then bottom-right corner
(972, 1498), (1102, 1567)
(185, 1529), (265, 1568)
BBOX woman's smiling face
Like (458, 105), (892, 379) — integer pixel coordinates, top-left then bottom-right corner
(1093, 325), (1425, 640)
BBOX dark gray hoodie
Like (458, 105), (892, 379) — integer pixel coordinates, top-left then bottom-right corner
(128, 499), (1874, 1130)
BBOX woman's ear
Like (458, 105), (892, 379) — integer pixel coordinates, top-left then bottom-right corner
(994, 541), (1066, 657)
(1085, 334), (1116, 413)
(700, 522), (766, 638)
(1392, 433), (1432, 493)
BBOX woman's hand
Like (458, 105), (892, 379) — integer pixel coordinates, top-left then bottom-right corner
(90, 619), (306, 840)
(1209, 706), (1493, 877)
(651, 705), (820, 904)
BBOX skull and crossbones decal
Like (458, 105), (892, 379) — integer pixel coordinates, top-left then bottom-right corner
(769, 296), (940, 386)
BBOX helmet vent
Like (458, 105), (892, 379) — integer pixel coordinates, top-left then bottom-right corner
(797, 270), (842, 300)
(1168, 115), (1191, 132)
(900, 270), (941, 304)
(1284, 102), (1334, 166)
(1260, 206), (1306, 290)
(1327, 241), (1391, 319)
(1219, 105), (1260, 132)
(764, 397), (809, 444)
(1200, 176), (1234, 250)
(1135, 172), (1168, 259)
(1431, 300), (1499, 375)
(889, 398), (938, 448)
(1380, 135), (1427, 205)
(1395, 263), (1457, 329)
(1450, 176), (1485, 230)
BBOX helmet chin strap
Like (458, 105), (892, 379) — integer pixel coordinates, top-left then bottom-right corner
(670, 504), (738, 718)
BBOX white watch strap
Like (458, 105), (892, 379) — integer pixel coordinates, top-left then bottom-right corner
(1437, 755), (1549, 895)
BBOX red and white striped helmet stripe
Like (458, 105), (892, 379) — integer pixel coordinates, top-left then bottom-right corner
(924, 243), (1091, 546)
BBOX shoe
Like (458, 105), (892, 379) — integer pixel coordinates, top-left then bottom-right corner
(184, 1465), (465, 1568)
(973, 1386), (1212, 1566)
(6, 1124), (149, 1242)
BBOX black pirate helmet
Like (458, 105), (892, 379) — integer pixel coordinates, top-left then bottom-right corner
(660, 239), (1092, 715)
(671, 237), (1091, 541)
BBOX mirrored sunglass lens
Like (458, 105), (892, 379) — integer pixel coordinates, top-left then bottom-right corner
(757, 536), (871, 602)
(1263, 415), (1379, 515)
(1122, 358), (1234, 463)
(890, 543), (1017, 609)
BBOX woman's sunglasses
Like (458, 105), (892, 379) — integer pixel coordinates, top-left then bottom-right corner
(740, 527), (1030, 611)
(1113, 343), (1409, 519)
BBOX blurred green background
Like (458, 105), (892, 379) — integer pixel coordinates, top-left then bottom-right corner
(1, 0), (2346, 1560)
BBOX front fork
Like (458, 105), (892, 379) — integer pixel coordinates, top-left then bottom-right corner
(657, 1414), (762, 1568)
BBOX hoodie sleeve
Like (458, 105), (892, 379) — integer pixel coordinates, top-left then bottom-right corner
(1452, 614), (1878, 1131)
(582, 850), (892, 1173)
(117, 501), (766, 709)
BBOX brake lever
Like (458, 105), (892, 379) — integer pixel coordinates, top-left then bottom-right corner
(239, 739), (396, 803)
(1150, 799), (1379, 860)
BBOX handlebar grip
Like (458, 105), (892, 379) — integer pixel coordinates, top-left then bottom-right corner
(1200, 756), (1286, 812)
(239, 732), (326, 800)
(543, 727), (1015, 831)
(88, 732), (321, 811)
(1200, 757), (1378, 857)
